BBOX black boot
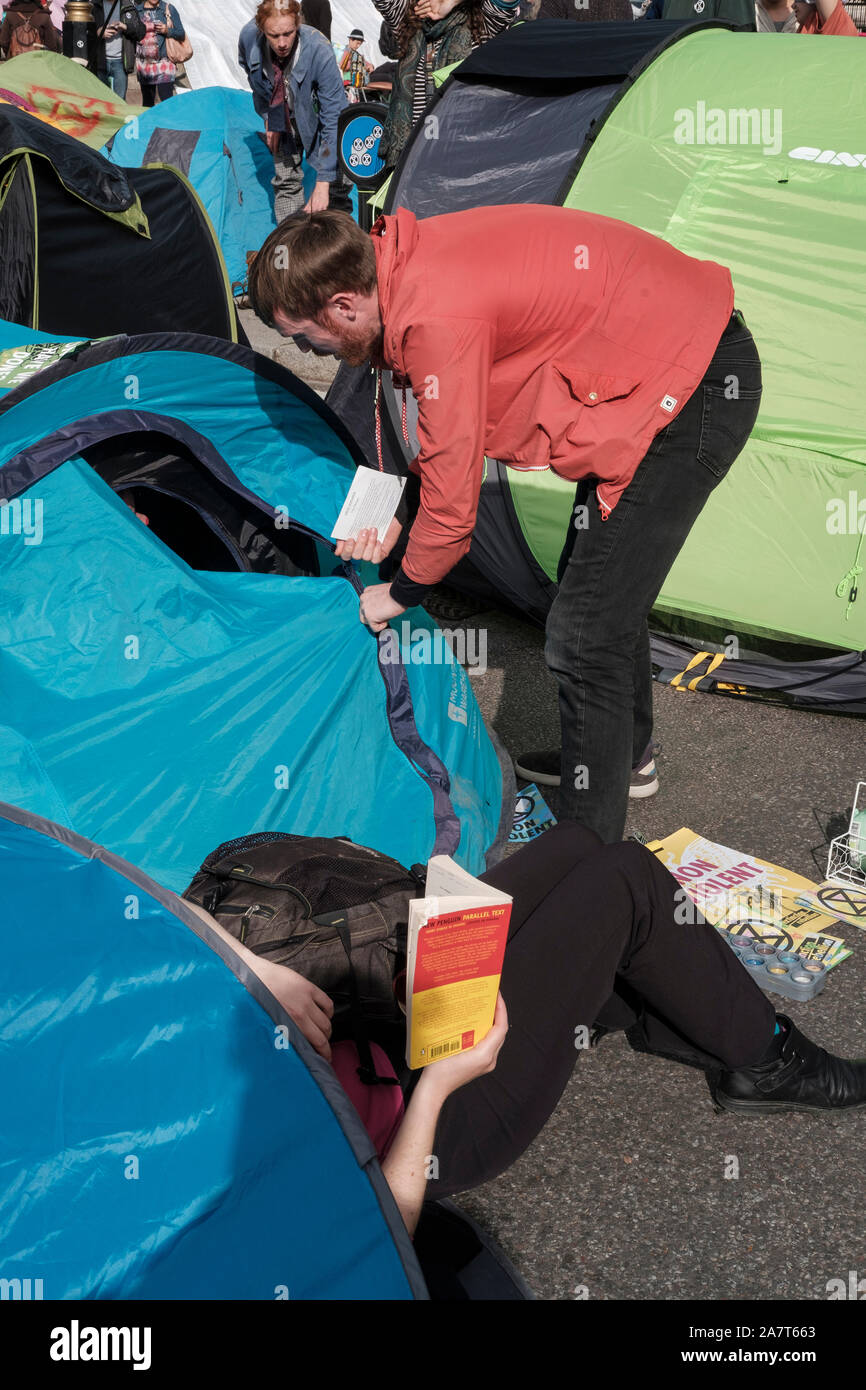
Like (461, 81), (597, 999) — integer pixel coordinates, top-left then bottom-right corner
(713, 1015), (866, 1115)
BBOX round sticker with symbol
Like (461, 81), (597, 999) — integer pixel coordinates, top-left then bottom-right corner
(339, 110), (387, 183)
(513, 795), (535, 824)
(817, 884), (866, 919)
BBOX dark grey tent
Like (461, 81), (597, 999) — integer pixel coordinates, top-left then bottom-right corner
(0, 104), (240, 342)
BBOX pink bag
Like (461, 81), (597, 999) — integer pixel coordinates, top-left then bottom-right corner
(331, 1041), (405, 1160)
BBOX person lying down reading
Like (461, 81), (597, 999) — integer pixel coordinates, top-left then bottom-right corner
(185, 822), (866, 1238)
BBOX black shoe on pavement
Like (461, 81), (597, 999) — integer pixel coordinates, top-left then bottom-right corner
(514, 741), (661, 797)
(514, 749), (561, 787)
(713, 1015), (866, 1115)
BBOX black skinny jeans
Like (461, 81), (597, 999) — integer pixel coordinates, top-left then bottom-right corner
(544, 314), (763, 843)
(426, 822), (776, 1199)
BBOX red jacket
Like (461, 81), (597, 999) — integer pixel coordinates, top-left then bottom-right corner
(372, 204), (734, 594)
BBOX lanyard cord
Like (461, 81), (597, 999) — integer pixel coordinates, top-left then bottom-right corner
(374, 368), (409, 472)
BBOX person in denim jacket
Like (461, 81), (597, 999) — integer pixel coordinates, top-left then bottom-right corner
(238, 0), (352, 220)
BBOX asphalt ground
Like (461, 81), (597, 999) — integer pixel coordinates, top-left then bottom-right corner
(240, 308), (866, 1304)
(449, 609), (866, 1303)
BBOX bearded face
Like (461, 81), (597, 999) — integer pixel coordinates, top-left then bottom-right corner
(316, 307), (384, 366)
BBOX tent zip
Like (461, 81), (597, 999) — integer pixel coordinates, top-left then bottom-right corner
(120, 481), (251, 571)
(25, 154), (38, 328)
(0, 405), (335, 558)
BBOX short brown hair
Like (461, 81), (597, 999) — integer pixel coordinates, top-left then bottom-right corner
(248, 212), (378, 326)
(256, 0), (301, 26)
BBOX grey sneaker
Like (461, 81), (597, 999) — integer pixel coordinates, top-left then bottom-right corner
(514, 743), (660, 796)
(629, 742), (660, 799)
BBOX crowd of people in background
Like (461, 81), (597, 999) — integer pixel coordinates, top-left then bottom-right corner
(0, 1), (192, 99)
(1, 0), (859, 106)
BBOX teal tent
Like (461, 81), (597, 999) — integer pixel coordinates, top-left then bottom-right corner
(103, 87), (360, 294)
(0, 801), (424, 1299)
(0, 324), (510, 893)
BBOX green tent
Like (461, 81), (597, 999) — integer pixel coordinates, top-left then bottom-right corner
(562, 26), (866, 698)
(0, 50), (134, 149)
(329, 21), (866, 710)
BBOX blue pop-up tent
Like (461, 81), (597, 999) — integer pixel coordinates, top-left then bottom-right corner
(0, 325), (510, 894)
(0, 801), (426, 1299)
(0, 324), (529, 1302)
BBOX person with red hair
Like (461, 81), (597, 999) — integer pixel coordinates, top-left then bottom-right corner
(239, 0), (353, 219)
(248, 205), (763, 847)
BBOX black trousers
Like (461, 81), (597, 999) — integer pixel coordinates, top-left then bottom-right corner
(426, 822), (776, 1199)
(544, 314), (762, 843)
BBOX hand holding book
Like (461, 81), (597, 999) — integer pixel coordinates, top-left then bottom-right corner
(405, 855), (512, 1070)
(382, 993), (508, 1237)
(414, 992), (509, 1100)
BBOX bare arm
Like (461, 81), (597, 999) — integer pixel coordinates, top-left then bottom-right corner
(811, 0), (857, 25)
(184, 899), (335, 1059)
(382, 994), (508, 1235)
(380, 1071), (446, 1237)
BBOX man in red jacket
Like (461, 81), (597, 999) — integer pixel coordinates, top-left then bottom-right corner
(249, 206), (762, 843)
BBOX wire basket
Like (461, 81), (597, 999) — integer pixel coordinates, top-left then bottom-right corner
(826, 781), (866, 889)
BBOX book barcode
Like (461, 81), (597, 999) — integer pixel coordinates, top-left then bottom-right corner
(429, 1039), (463, 1060)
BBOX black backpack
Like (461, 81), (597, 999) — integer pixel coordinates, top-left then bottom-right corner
(183, 832), (426, 1084)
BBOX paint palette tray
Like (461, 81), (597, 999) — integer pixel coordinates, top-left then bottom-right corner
(720, 935), (828, 1002)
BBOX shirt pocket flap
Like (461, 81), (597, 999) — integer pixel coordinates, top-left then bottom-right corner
(553, 364), (639, 406)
